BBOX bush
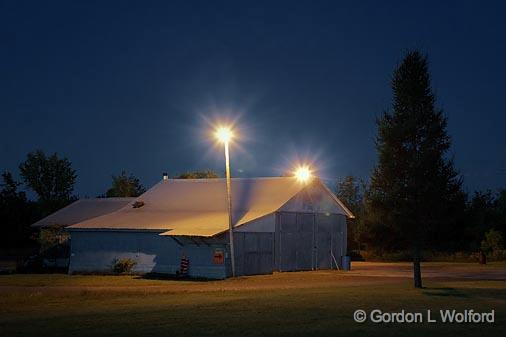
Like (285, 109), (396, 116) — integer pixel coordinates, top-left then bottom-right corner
(112, 258), (137, 274)
(348, 250), (365, 261)
(481, 229), (504, 254)
(39, 224), (69, 254)
(490, 249), (506, 261)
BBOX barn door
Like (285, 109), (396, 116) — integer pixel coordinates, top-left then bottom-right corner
(315, 214), (333, 269)
(315, 213), (344, 269)
(276, 212), (313, 271)
(275, 212), (344, 271)
(277, 212), (297, 271)
(296, 213), (314, 270)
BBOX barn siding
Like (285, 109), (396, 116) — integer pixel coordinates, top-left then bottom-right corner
(275, 212), (347, 271)
(233, 232), (274, 276)
(68, 230), (227, 279)
(69, 212), (347, 279)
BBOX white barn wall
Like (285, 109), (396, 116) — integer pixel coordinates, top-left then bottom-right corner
(69, 230), (227, 279)
(235, 214), (275, 232)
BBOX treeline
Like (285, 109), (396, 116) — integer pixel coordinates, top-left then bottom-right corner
(336, 176), (505, 254)
(0, 149), (218, 251)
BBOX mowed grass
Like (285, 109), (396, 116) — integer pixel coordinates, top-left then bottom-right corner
(1, 263), (505, 337)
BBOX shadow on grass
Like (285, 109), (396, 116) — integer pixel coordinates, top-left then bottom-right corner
(462, 287), (506, 300)
(423, 287), (469, 298)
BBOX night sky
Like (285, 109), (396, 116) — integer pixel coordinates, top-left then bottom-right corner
(1, 1), (505, 198)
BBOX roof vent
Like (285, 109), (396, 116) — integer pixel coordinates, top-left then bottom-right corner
(163, 173), (168, 180)
(132, 201), (145, 208)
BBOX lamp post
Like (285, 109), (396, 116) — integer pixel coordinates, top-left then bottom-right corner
(215, 127), (236, 277)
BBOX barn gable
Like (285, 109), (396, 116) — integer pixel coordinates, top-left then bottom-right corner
(236, 180), (354, 233)
(278, 180), (354, 216)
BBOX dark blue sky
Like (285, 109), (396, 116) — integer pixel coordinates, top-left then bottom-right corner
(1, 1), (505, 198)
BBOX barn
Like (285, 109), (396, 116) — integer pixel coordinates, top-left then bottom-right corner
(67, 177), (354, 279)
(30, 197), (135, 269)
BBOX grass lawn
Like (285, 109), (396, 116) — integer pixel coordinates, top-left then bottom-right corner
(1, 262), (505, 337)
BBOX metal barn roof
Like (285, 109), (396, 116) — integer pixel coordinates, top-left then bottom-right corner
(68, 177), (353, 237)
(31, 198), (136, 228)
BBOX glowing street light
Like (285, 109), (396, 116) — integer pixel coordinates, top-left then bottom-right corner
(215, 127), (233, 143)
(294, 165), (312, 183)
(214, 125), (236, 277)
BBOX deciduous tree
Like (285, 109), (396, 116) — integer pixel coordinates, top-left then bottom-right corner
(19, 150), (76, 215)
(106, 171), (146, 197)
(175, 170), (219, 179)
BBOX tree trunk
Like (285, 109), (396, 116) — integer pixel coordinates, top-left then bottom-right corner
(479, 251), (487, 265)
(413, 247), (423, 288)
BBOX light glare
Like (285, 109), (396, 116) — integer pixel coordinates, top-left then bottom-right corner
(294, 165), (312, 183)
(215, 127), (233, 143)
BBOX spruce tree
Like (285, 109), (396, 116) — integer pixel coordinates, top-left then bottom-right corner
(366, 51), (464, 288)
